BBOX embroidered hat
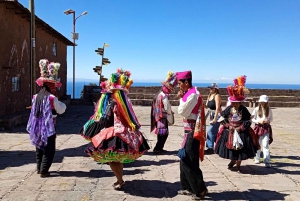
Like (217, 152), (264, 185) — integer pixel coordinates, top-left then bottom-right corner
(226, 75), (250, 102)
(176, 70), (192, 80)
(36, 59), (62, 88)
(207, 83), (219, 89)
(100, 68), (133, 93)
(258, 95), (269, 103)
(161, 71), (177, 91)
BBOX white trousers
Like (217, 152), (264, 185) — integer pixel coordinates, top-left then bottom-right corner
(254, 133), (270, 164)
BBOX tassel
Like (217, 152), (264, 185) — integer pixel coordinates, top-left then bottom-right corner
(178, 148), (186, 159)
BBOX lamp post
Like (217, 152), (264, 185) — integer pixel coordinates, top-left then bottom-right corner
(64, 9), (88, 99)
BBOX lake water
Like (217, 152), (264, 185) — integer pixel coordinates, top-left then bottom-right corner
(67, 81), (300, 98)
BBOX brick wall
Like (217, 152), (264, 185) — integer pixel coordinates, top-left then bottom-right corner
(0, 4), (68, 115)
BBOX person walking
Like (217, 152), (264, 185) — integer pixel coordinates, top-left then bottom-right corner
(205, 83), (222, 154)
(27, 59), (66, 178)
(252, 95), (273, 167)
(176, 70), (208, 200)
(215, 75), (258, 173)
(151, 71), (176, 155)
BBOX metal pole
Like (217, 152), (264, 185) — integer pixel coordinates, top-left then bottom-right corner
(99, 43), (105, 84)
(73, 12), (76, 99)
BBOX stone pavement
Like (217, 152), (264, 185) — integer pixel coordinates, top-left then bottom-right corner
(0, 105), (299, 201)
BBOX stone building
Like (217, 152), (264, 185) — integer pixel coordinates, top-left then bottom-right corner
(0, 0), (73, 116)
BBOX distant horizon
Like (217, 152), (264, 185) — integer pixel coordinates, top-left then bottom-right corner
(67, 78), (300, 85)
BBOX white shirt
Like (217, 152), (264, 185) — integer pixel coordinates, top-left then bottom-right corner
(177, 87), (199, 120)
(159, 91), (170, 112)
(52, 95), (67, 115)
(251, 106), (273, 124)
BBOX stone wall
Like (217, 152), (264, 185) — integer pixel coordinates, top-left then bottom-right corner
(0, 3), (69, 115)
(81, 86), (300, 107)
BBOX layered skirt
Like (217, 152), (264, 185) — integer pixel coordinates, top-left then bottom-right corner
(85, 126), (150, 163)
(215, 128), (257, 161)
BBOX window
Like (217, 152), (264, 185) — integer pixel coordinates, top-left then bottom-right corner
(52, 42), (57, 56)
(12, 77), (20, 92)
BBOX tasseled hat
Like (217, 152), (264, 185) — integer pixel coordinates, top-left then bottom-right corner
(100, 68), (133, 93)
(36, 59), (62, 88)
(161, 71), (177, 91)
(226, 75), (250, 102)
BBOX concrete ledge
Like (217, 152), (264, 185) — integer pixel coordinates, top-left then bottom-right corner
(0, 110), (30, 131)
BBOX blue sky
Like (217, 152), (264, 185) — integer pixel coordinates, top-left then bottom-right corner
(19, 0), (300, 84)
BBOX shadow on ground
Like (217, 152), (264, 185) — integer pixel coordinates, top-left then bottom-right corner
(120, 180), (288, 200)
(231, 164), (300, 176)
(0, 144), (88, 170)
(124, 159), (178, 168)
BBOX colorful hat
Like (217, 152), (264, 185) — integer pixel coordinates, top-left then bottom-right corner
(100, 68), (133, 93)
(36, 59), (62, 88)
(176, 70), (192, 80)
(100, 80), (112, 93)
(226, 75), (250, 102)
(161, 71), (177, 91)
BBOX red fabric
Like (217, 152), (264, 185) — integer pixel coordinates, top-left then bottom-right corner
(49, 96), (55, 109)
(92, 127), (115, 147)
(215, 125), (225, 146)
(151, 93), (164, 132)
(249, 127), (261, 149)
(192, 94), (206, 161)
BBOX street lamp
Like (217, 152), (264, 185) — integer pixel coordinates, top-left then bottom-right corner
(64, 9), (88, 99)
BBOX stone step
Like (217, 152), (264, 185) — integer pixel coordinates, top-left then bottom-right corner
(130, 98), (300, 108)
(129, 87), (300, 97)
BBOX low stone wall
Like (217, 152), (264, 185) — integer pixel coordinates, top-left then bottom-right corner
(82, 86), (300, 107)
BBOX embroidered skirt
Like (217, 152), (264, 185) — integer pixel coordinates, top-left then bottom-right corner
(214, 128), (257, 160)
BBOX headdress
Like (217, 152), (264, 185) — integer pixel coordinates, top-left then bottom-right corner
(36, 59), (62, 88)
(176, 70), (192, 80)
(98, 68), (140, 131)
(161, 71), (177, 91)
(226, 75), (250, 102)
(101, 68), (133, 93)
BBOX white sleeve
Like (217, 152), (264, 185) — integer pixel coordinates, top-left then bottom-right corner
(54, 97), (66, 114)
(268, 108), (273, 123)
(162, 95), (169, 111)
(178, 93), (198, 118)
(251, 107), (259, 124)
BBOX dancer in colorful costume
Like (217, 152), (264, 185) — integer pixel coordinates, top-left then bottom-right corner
(176, 70), (208, 200)
(215, 75), (259, 173)
(80, 68), (150, 190)
(27, 59), (66, 178)
(151, 71), (176, 155)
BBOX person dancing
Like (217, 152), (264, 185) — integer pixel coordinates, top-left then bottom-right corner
(80, 68), (150, 189)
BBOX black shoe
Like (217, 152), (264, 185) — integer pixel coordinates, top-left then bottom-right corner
(40, 172), (50, 178)
(204, 148), (214, 155)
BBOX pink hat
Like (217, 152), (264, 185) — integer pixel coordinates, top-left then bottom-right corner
(227, 75), (250, 102)
(176, 71), (192, 80)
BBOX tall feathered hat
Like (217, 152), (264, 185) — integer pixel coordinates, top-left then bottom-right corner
(100, 68), (133, 93)
(161, 71), (177, 91)
(36, 59), (62, 88)
(227, 75), (250, 102)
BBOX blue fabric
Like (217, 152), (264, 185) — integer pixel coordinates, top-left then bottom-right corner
(178, 148), (186, 159)
(206, 113), (220, 149)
